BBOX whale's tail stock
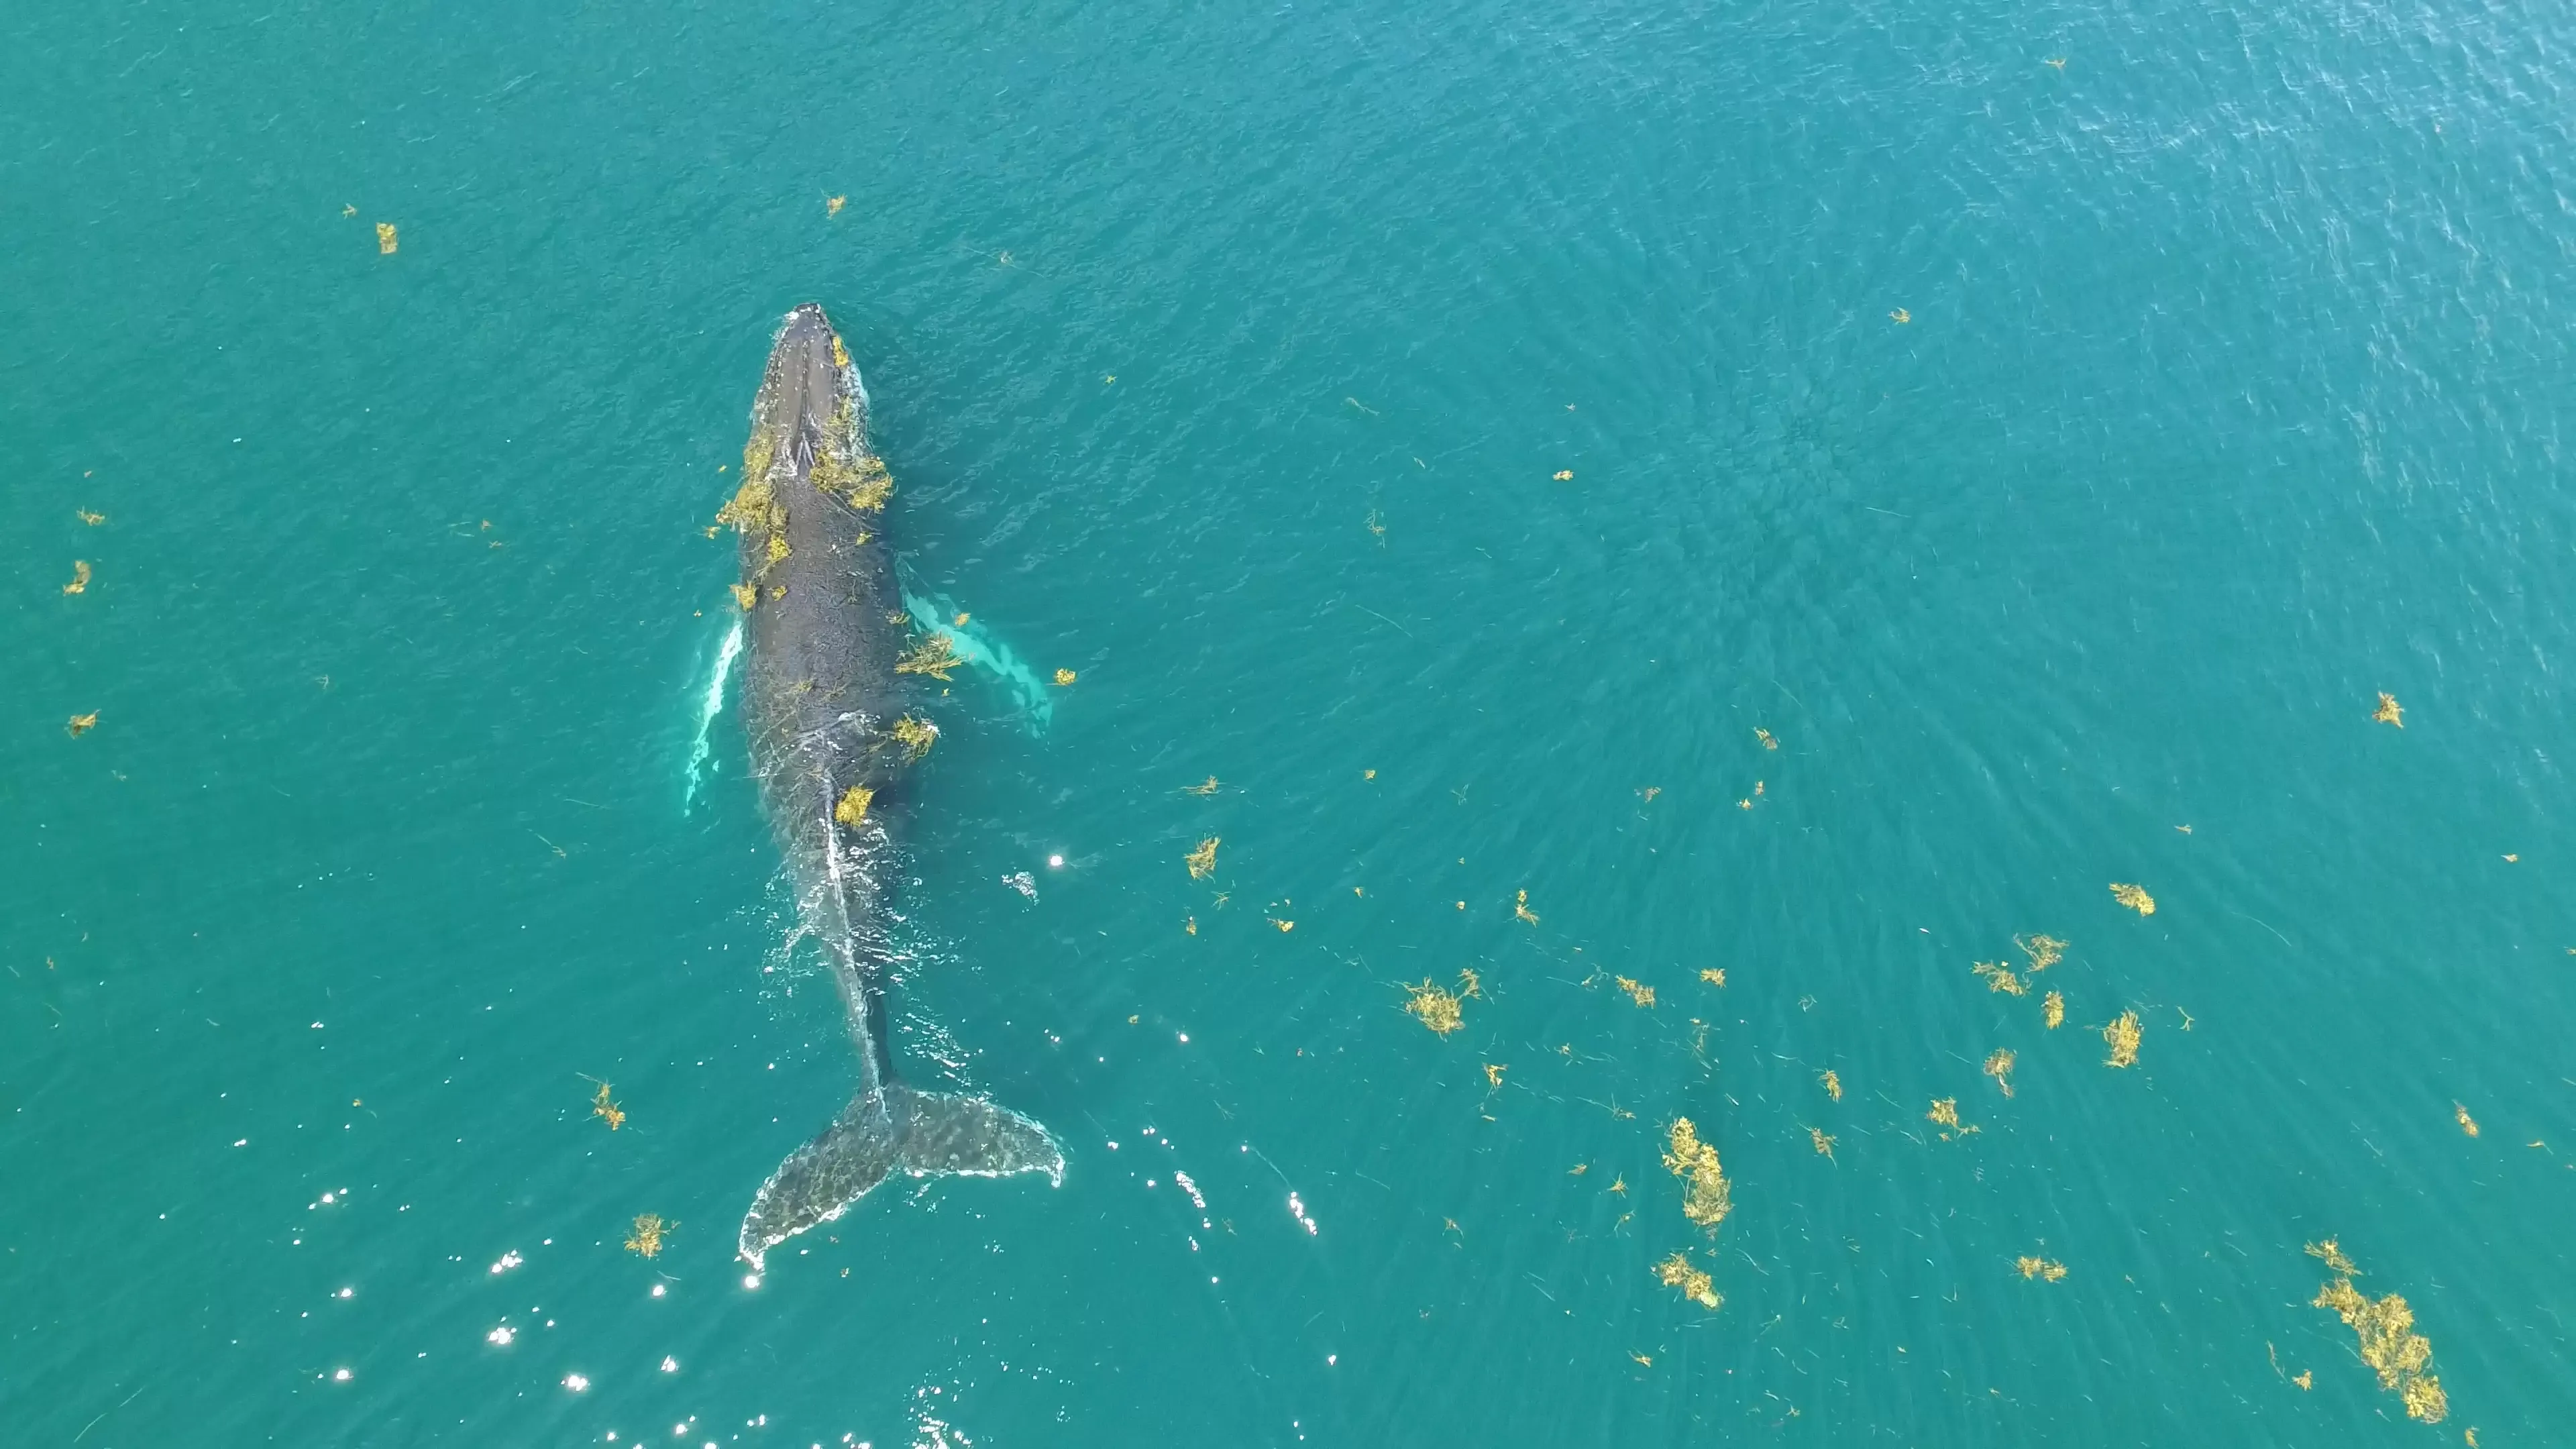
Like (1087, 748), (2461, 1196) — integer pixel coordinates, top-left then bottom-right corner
(736, 1084), (1065, 1271)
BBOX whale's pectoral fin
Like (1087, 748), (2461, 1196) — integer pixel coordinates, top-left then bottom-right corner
(737, 1085), (1065, 1271)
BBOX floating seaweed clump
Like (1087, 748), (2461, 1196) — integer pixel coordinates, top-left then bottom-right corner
(1614, 976), (1656, 1008)
(2015, 1255), (2068, 1282)
(896, 633), (965, 680)
(375, 222), (398, 254)
(2374, 693), (2405, 728)
(590, 1081), (625, 1131)
(1653, 1250), (1723, 1309)
(888, 715), (939, 760)
(66, 712), (98, 737)
(2043, 991), (2066, 1030)
(1700, 968), (1726, 987)
(1662, 1118), (1732, 1228)
(2109, 883), (2156, 916)
(625, 1214), (669, 1258)
(1185, 776), (1220, 796)
(1185, 837), (1220, 879)
(1809, 1127), (1836, 1160)
(1054, 668), (1078, 686)
(1983, 1050), (2017, 1097)
(1755, 727), (1778, 750)
(2305, 1240), (2446, 1424)
(2016, 934), (2066, 973)
(1515, 890), (1540, 924)
(833, 786), (874, 826)
(62, 560), (90, 595)
(1819, 1069), (1843, 1102)
(1926, 1098), (1978, 1140)
(730, 583), (759, 612)
(1403, 977), (1466, 1035)
(2103, 1010), (2142, 1068)
(1972, 961), (2028, 996)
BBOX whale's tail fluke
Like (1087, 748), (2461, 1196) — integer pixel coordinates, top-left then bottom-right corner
(737, 1084), (1065, 1271)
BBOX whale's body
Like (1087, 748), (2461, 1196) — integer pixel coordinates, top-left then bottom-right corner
(724, 303), (1062, 1271)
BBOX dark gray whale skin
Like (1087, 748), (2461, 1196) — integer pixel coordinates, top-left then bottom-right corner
(724, 303), (1063, 1273)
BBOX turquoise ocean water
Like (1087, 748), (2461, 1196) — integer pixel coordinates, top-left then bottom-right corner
(10, 0), (2576, 1442)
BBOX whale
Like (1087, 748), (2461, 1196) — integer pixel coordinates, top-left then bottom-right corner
(719, 303), (1063, 1273)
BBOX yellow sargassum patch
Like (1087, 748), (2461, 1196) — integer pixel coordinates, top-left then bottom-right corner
(2103, 1009), (2142, 1068)
(888, 715), (939, 760)
(625, 1214), (669, 1257)
(833, 786), (873, 826)
(1402, 978), (1464, 1035)
(1653, 1251), (1722, 1309)
(1662, 1118), (1731, 1228)
(896, 633), (965, 680)
(2306, 1240), (2446, 1423)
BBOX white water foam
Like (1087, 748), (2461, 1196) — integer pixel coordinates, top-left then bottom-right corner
(681, 619), (746, 811)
